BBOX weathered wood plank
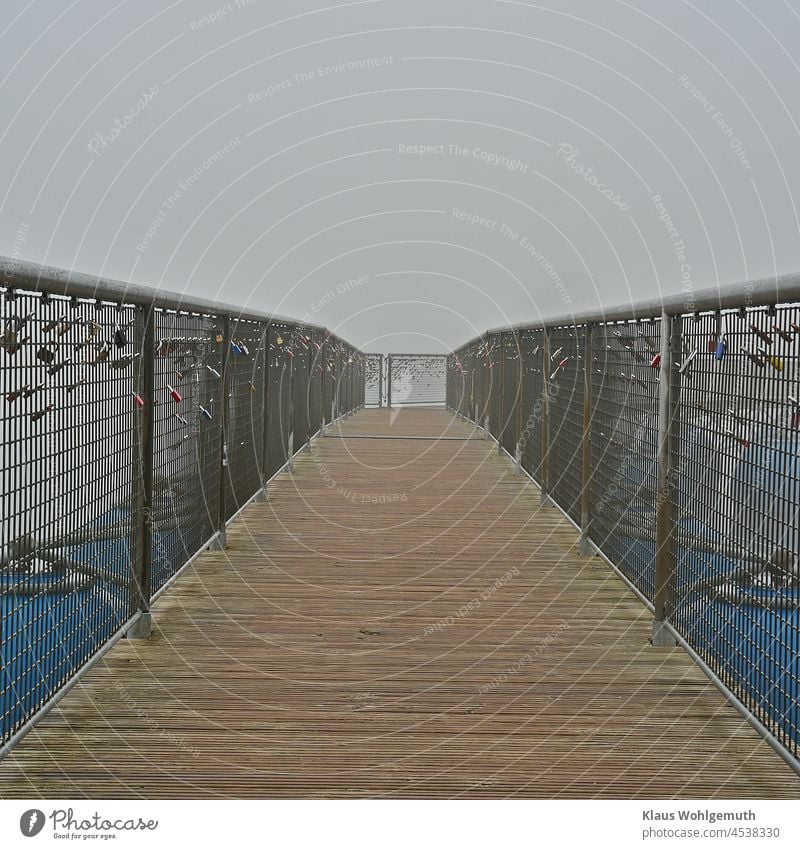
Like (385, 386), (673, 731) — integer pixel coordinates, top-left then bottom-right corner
(0, 408), (797, 798)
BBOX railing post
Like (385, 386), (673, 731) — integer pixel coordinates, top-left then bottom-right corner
(653, 310), (680, 646)
(387, 354), (392, 408)
(540, 328), (553, 507)
(128, 303), (155, 639)
(498, 331), (505, 455)
(214, 315), (232, 548)
(514, 330), (523, 473)
(378, 354), (383, 408)
(580, 323), (594, 555)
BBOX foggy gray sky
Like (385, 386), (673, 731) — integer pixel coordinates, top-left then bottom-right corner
(2, 0), (800, 353)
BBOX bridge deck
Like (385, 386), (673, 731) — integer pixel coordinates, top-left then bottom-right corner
(0, 408), (797, 798)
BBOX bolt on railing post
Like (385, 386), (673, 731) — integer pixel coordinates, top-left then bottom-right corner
(580, 322), (594, 555)
(540, 328), (553, 507)
(653, 310), (680, 647)
(214, 315), (232, 548)
(128, 303), (155, 639)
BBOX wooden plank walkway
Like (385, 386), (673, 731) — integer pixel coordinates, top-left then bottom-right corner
(0, 408), (797, 798)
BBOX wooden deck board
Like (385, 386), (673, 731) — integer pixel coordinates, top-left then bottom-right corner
(1, 407), (797, 798)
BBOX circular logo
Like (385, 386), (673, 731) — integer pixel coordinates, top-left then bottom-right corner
(19, 810), (46, 837)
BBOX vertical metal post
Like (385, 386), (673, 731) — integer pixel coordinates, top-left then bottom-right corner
(540, 328), (553, 507)
(128, 304), (155, 639)
(514, 330), (523, 472)
(387, 354), (393, 408)
(215, 315), (232, 546)
(653, 311), (679, 646)
(378, 354), (384, 408)
(580, 323), (594, 555)
(287, 325), (295, 469)
(498, 331), (505, 455)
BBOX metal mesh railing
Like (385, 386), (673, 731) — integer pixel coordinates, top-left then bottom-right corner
(387, 354), (447, 407)
(447, 291), (800, 764)
(0, 259), (364, 750)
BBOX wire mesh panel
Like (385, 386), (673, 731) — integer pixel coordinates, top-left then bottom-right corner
(321, 333), (335, 424)
(266, 323), (294, 479)
(387, 355), (447, 406)
(222, 320), (266, 522)
(474, 337), (488, 425)
(484, 334), (501, 438)
(1, 291), (136, 743)
(670, 306), (800, 757)
(151, 311), (222, 594)
(590, 320), (661, 599)
(546, 325), (585, 524)
(308, 329), (324, 435)
(500, 332), (521, 456)
(519, 328), (545, 481)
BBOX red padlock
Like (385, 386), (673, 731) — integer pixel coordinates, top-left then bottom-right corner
(167, 384), (182, 403)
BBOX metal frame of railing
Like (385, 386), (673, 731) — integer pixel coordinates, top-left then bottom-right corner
(447, 272), (800, 775)
(0, 256), (365, 757)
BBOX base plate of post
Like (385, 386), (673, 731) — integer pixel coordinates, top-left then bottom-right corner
(651, 619), (678, 647)
(126, 612), (152, 640)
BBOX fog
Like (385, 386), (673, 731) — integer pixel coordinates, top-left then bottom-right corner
(2, 0), (799, 352)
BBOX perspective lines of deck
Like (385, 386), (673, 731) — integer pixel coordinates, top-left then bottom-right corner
(0, 408), (797, 799)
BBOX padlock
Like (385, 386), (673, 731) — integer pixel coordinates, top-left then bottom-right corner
(37, 344), (58, 364)
(715, 338), (726, 361)
(66, 377), (87, 394)
(167, 384), (182, 403)
(109, 352), (139, 369)
(30, 405), (53, 423)
(774, 325), (793, 344)
(215, 333), (223, 344)
(206, 365), (221, 378)
(276, 335), (283, 345)
(751, 324), (773, 346)
(724, 428), (750, 449)
(5, 385), (29, 403)
(649, 353), (661, 369)
(249, 381), (256, 393)
(57, 319), (72, 337)
(789, 396), (800, 429)
(707, 335), (716, 353)
(174, 413), (189, 425)
(1, 331), (28, 355)
(200, 405), (212, 420)
(92, 342), (110, 365)
(22, 383), (43, 400)
(231, 341), (242, 355)
(767, 354), (784, 372)
(43, 317), (60, 334)
(113, 325), (128, 347)
(678, 349), (697, 374)
(239, 341), (250, 356)
(550, 346), (563, 361)
(287, 348), (295, 358)
(48, 358), (71, 377)
(744, 347), (765, 367)
(131, 392), (145, 408)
